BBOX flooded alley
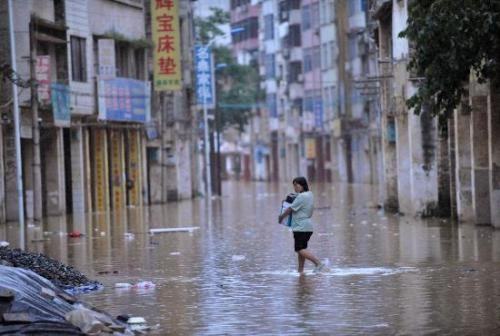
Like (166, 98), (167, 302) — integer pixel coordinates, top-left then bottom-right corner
(2, 181), (500, 335)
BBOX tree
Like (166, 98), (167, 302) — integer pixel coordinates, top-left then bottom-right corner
(194, 7), (230, 44)
(213, 46), (263, 131)
(400, 0), (500, 118)
(194, 9), (263, 131)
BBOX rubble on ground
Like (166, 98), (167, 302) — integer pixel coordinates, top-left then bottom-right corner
(0, 246), (100, 289)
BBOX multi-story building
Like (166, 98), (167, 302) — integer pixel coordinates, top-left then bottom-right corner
(0, 0), (195, 226)
(145, 0), (196, 202)
(372, 0), (440, 216)
(230, 0), (270, 181)
(334, 0), (383, 185)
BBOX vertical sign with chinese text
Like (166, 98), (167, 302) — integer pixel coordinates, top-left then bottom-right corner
(93, 129), (107, 212)
(152, 0), (182, 91)
(36, 56), (51, 105)
(195, 45), (215, 109)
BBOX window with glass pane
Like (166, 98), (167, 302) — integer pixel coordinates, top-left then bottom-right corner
(264, 14), (274, 40)
(71, 36), (87, 82)
(302, 5), (311, 30)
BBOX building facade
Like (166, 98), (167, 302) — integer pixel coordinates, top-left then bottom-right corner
(0, 0), (196, 225)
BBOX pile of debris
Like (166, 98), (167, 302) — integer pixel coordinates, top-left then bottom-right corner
(0, 247), (100, 290)
(0, 265), (138, 335)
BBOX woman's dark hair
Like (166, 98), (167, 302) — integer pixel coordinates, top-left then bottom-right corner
(292, 176), (309, 192)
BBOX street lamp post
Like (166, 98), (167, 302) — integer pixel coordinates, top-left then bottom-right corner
(7, 0), (26, 249)
(213, 63), (227, 196)
(202, 69), (212, 200)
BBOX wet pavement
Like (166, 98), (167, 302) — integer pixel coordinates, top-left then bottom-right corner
(2, 181), (500, 335)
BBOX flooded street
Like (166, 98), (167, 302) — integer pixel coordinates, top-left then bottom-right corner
(2, 181), (500, 335)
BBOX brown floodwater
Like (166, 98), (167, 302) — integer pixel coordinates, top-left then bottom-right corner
(2, 181), (500, 335)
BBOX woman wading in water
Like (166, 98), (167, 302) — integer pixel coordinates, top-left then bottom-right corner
(279, 177), (326, 274)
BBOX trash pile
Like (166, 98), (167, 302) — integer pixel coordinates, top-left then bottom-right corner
(0, 246), (101, 291)
(0, 265), (142, 335)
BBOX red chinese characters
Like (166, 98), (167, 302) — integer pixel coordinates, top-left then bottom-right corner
(153, 0), (180, 81)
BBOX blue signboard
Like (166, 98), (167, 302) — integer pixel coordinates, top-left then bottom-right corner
(98, 78), (151, 123)
(51, 83), (70, 127)
(195, 45), (215, 108)
(314, 98), (323, 129)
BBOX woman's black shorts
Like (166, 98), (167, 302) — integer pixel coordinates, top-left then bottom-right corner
(293, 231), (313, 252)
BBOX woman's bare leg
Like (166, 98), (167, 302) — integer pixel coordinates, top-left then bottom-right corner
(297, 253), (306, 273)
(298, 249), (320, 266)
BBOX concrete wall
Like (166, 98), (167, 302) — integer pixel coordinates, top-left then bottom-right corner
(43, 129), (66, 216)
(469, 82), (491, 224)
(490, 85), (500, 228)
(454, 105), (474, 221)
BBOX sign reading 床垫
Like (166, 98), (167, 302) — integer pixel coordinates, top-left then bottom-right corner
(151, 0), (182, 91)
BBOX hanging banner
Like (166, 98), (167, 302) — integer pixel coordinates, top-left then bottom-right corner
(36, 55), (51, 105)
(195, 45), (215, 109)
(305, 138), (316, 159)
(127, 130), (141, 206)
(98, 78), (151, 123)
(50, 83), (70, 127)
(151, 0), (182, 91)
(93, 129), (107, 212)
(98, 39), (116, 79)
(110, 130), (125, 210)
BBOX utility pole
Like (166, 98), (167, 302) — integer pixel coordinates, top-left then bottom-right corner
(7, 0), (26, 249)
(203, 77), (212, 200)
(215, 105), (222, 195)
(29, 18), (43, 223)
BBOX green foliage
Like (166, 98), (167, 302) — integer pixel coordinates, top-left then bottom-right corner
(213, 46), (263, 131)
(103, 31), (152, 48)
(400, 0), (500, 118)
(194, 7), (230, 44)
(194, 8), (263, 131)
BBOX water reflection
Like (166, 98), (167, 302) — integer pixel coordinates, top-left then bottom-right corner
(1, 182), (500, 334)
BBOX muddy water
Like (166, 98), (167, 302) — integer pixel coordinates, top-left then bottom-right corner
(2, 181), (500, 335)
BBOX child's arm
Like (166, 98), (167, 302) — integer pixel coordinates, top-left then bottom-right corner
(279, 207), (293, 224)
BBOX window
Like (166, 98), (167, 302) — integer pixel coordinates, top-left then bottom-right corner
(348, 0), (357, 16)
(231, 17), (259, 43)
(115, 43), (129, 77)
(231, 0), (250, 10)
(303, 48), (312, 72)
(320, 0), (327, 24)
(348, 35), (357, 60)
(289, 24), (301, 47)
(288, 61), (302, 82)
(279, 1), (288, 22)
(329, 41), (336, 66)
(71, 36), (87, 82)
(265, 54), (275, 79)
(264, 14), (274, 40)
(311, 2), (320, 28)
(288, 0), (301, 10)
(330, 86), (337, 118)
(312, 46), (321, 69)
(302, 5), (311, 31)
(361, 0), (368, 12)
(321, 43), (327, 69)
(267, 94), (277, 118)
(54, 0), (65, 23)
(134, 49), (145, 80)
(303, 92), (314, 113)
